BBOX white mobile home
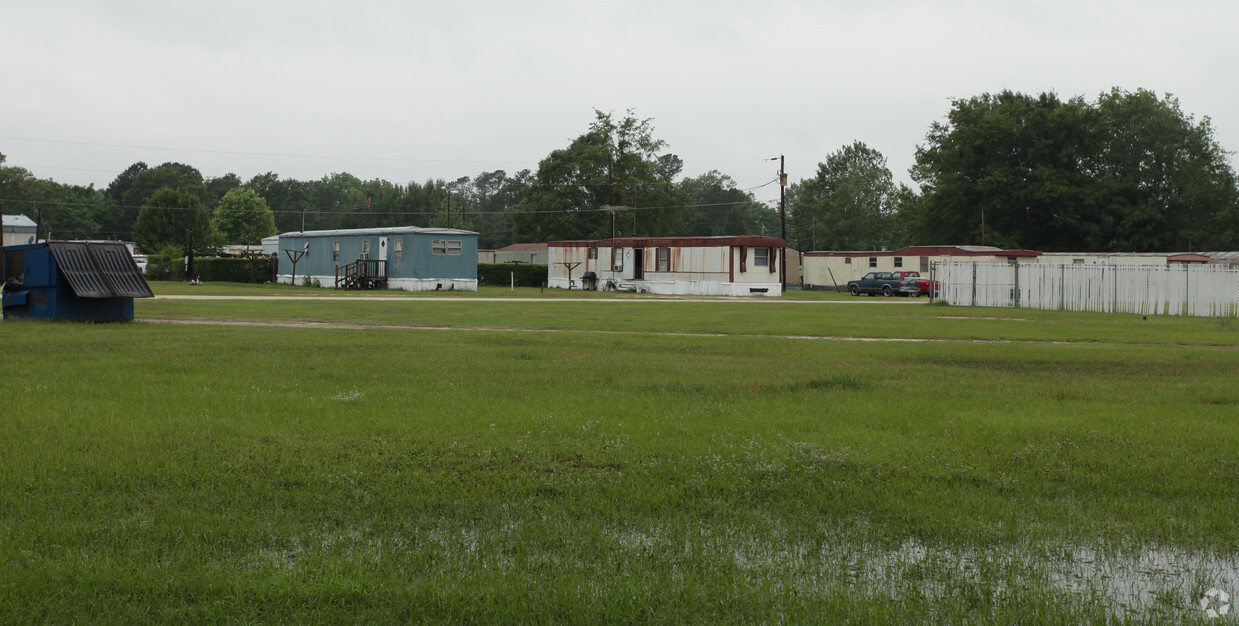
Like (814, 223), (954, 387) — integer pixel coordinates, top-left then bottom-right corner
(3, 214), (38, 247)
(548, 235), (787, 296)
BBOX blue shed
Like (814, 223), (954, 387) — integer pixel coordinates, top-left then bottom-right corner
(2, 241), (154, 322)
(276, 226), (478, 291)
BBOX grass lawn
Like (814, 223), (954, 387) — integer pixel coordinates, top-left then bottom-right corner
(2, 283), (1237, 623)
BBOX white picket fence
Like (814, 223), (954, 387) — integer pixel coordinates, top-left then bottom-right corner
(935, 262), (1239, 317)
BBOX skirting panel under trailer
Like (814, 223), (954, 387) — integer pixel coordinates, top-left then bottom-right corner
(547, 277), (781, 297)
(278, 274), (477, 292)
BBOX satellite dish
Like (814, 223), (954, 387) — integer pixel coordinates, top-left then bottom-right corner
(303, 243), (309, 253)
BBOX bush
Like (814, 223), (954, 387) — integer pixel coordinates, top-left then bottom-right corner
(194, 257), (275, 283)
(477, 263), (548, 288)
(146, 244), (185, 281)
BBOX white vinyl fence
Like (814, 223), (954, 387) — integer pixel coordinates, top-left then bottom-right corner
(935, 262), (1239, 317)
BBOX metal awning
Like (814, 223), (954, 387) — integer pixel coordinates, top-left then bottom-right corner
(48, 242), (154, 299)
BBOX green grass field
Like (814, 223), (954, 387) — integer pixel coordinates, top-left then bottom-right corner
(2, 284), (1237, 623)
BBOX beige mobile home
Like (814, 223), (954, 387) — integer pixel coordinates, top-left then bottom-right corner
(803, 246), (1041, 291)
(1036, 252), (1212, 266)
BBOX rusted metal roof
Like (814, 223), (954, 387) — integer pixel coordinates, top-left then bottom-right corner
(804, 246), (1041, 258)
(48, 241), (154, 299)
(550, 235), (785, 248)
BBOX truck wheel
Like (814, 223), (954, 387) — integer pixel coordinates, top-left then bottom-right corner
(882, 285), (892, 297)
(849, 284), (860, 296)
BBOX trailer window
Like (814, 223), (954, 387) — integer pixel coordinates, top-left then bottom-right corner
(432, 240), (462, 256)
(656, 247), (670, 272)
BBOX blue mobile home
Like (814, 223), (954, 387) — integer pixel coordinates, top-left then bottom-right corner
(277, 226), (478, 291)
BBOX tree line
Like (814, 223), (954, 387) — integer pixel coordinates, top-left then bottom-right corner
(787, 88), (1239, 253)
(4, 89), (1237, 257)
(0, 110), (777, 259)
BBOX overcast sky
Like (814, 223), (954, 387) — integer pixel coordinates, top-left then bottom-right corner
(3, 0), (1236, 209)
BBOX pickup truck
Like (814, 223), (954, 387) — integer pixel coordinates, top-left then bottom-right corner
(847, 271), (920, 297)
(892, 270), (938, 297)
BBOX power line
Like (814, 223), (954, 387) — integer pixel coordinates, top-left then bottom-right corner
(0, 196), (776, 218)
(3, 135), (779, 169)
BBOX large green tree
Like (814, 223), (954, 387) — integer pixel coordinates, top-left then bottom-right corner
(1091, 88), (1239, 251)
(679, 170), (774, 236)
(204, 173), (243, 209)
(121, 162), (207, 208)
(310, 172), (367, 231)
(469, 169), (531, 248)
(1, 152), (104, 240)
(98, 161), (207, 241)
(906, 89), (1239, 251)
(133, 187), (213, 256)
(513, 110), (690, 242)
(245, 172), (312, 233)
(211, 187), (277, 245)
(790, 141), (905, 251)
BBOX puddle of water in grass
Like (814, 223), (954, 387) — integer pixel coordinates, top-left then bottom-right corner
(264, 520), (1237, 620)
(599, 525), (1239, 620)
(1050, 546), (1239, 617)
(836, 539), (1238, 619)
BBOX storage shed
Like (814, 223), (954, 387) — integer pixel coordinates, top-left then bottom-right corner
(277, 226), (478, 291)
(548, 235), (786, 296)
(2, 241), (154, 322)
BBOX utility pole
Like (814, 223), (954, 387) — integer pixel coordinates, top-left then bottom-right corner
(779, 155), (787, 292)
(186, 227), (195, 281)
(632, 187), (639, 237)
(608, 159), (615, 240)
